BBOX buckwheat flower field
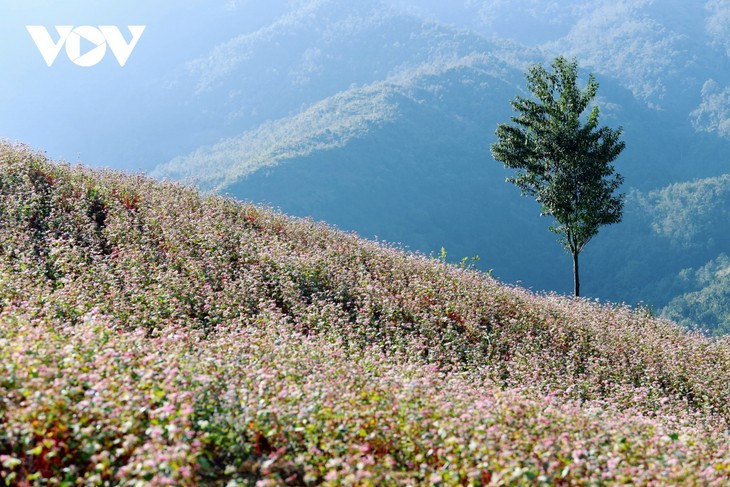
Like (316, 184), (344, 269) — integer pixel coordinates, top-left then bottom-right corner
(1, 141), (728, 485)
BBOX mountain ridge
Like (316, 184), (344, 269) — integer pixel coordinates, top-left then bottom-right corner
(153, 52), (523, 190)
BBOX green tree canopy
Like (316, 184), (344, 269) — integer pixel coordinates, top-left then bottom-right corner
(491, 56), (626, 296)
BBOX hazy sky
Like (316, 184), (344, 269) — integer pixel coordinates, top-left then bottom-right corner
(0, 1), (275, 168)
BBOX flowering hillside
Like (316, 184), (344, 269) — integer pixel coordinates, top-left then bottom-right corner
(1, 141), (729, 485)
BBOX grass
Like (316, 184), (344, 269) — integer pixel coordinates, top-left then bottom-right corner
(1, 141), (728, 485)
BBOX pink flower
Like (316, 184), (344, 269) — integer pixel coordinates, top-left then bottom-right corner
(572, 449), (585, 462)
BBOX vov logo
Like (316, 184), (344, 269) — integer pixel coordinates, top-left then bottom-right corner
(26, 25), (146, 67)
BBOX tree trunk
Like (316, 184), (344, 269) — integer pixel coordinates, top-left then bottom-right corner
(572, 251), (580, 297)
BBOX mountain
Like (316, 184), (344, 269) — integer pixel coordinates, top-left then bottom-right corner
(632, 175), (730, 335)
(2, 142), (729, 484)
(154, 0), (730, 323)
(587, 175), (730, 334)
(387, 0), (729, 115)
(4, 0), (728, 330)
(157, 0), (730, 181)
(662, 253), (730, 336)
(155, 55), (566, 291)
(155, 0), (536, 156)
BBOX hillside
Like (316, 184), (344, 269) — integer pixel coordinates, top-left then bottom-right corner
(5, 0), (730, 327)
(156, 55), (568, 292)
(151, 0), (730, 318)
(155, 51), (730, 312)
(2, 142), (729, 484)
(160, 0), (730, 191)
(584, 175), (730, 334)
(662, 253), (730, 336)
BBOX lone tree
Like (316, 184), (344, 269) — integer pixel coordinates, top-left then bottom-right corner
(491, 56), (625, 297)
